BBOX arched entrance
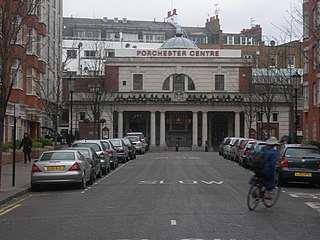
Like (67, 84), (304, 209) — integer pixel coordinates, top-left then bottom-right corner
(211, 114), (228, 147)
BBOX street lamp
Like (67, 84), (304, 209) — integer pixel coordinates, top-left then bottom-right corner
(292, 71), (301, 143)
(68, 75), (75, 137)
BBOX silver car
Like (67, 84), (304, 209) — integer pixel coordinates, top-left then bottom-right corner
(31, 150), (92, 191)
(71, 140), (111, 175)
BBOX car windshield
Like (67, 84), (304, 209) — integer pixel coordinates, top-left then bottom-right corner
(72, 143), (101, 152)
(285, 148), (320, 158)
(109, 140), (121, 147)
(101, 141), (111, 149)
(77, 149), (90, 158)
(128, 136), (139, 142)
(40, 152), (75, 161)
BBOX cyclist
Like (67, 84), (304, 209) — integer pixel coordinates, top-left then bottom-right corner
(259, 136), (278, 199)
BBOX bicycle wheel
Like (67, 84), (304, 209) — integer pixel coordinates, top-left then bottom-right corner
(263, 182), (281, 208)
(247, 184), (260, 211)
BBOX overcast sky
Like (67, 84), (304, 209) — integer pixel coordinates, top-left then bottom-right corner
(63, 0), (302, 41)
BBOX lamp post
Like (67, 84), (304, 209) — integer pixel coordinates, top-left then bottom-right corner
(292, 71), (301, 143)
(68, 76), (75, 137)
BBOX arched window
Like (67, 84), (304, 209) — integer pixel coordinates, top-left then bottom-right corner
(173, 74), (184, 91)
(162, 77), (170, 90)
(162, 74), (196, 91)
(188, 76), (195, 90)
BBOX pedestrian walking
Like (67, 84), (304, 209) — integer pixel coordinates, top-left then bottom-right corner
(19, 132), (32, 163)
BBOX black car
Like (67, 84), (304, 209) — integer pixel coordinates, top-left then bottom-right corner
(69, 147), (102, 181)
(122, 137), (136, 160)
(278, 144), (320, 186)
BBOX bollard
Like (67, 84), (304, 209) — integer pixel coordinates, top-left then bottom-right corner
(205, 141), (209, 152)
(175, 143), (179, 152)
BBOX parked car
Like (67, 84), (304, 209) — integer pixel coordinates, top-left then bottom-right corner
(71, 140), (111, 175)
(108, 138), (130, 163)
(101, 139), (119, 170)
(223, 137), (238, 159)
(125, 132), (148, 151)
(31, 150), (92, 191)
(122, 137), (136, 160)
(278, 144), (320, 186)
(239, 140), (257, 168)
(68, 147), (102, 181)
(246, 141), (267, 169)
(234, 138), (255, 163)
(125, 135), (146, 154)
(228, 137), (243, 161)
(219, 137), (230, 156)
(41, 127), (65, 145)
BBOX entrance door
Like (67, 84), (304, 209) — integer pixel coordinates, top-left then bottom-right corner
(211, 114), (228, 147)
(129, 113), (146, 134)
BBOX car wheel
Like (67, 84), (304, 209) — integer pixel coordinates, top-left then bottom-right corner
(79, 174), (87, 189)
(88, 171), (94, 185)
(31, 183), (41, 191)
(97, 168), (102, 178)
(134, 153), (136, 159)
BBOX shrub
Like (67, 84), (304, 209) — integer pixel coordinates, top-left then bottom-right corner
(32, 140), (43, 148)
(3, 142), (14, 152)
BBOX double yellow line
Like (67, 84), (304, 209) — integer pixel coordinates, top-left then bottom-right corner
(0, 196), (29, 217)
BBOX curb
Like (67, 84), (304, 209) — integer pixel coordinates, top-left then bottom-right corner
(0, 188), (30, 206)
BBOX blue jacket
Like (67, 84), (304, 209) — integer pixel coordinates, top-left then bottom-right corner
(261, 145), (277, 190)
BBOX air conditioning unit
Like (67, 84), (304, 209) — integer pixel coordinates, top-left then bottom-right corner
(102, 17), (108, 22)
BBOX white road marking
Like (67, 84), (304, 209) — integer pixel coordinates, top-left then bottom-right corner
(171, 220), (177, 226)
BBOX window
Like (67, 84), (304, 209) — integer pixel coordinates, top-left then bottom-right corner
(173, 74), (185, 92)
(257, 112), (263, 122)
(304, 51), (309, 73)
(188, 77), (195, 90)
(287, 55), (295, 68)
(80, 112), (86, 121)
(11, 59), (23, 89)
(303, 14), (309, 39)
(215, 75), (224, 91)
(313, 82), (317, 106)
(227, 36), (234, 45)
(36, 35), (42, 57)
(162, 77), (170, 90)
(133, 74), (143, 90)
(84, 50), (97, 59)
(26, 28), (35, 54)
(67, 50), (77, 59)
(269, 55), (277, 68)
(272, 113), (278, 122)
(303, 85), (309, 110)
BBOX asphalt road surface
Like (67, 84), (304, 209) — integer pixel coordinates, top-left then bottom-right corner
(0, 151), (320, 240)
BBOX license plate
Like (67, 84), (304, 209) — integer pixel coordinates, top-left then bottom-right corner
(294, 172), (312, 177)
(46, 166), (64, 171)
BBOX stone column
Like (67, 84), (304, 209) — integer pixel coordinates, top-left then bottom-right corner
(150, 111), (156, 149)
(160, 111), (166, 149)
(118, 111), (123, 138)
(202, 111), (208, 149)
(234, 111), (240, 137)
(192, 111), (198, 149)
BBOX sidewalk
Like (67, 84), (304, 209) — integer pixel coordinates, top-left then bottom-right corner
(0, 161), (32, 205)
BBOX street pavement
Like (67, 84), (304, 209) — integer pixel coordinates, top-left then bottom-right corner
(0, 161), (31, 205)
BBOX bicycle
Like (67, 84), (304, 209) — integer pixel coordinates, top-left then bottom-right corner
(247, 175), (281, 211)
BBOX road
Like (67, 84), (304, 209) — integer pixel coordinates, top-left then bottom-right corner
(0, 151), (320, 240)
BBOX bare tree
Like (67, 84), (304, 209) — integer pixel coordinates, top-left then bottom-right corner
(0, 0), (44, 187)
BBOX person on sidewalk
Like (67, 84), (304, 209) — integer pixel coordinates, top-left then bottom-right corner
(19, 133), (32, 163)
